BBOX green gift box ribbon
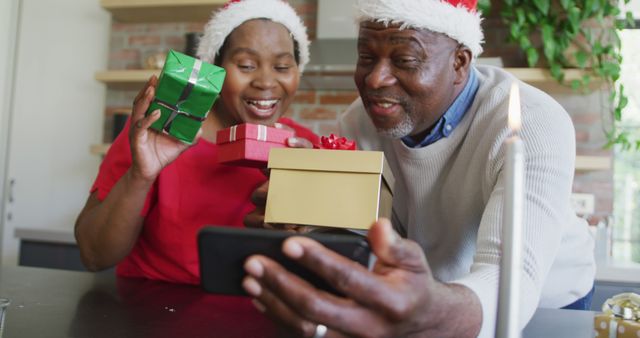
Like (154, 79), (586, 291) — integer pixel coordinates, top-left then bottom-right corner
(146, 50), (226, 144)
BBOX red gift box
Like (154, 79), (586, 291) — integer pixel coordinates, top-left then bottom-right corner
(216, 123), (294, 168)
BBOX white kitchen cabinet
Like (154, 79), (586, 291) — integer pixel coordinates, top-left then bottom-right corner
(1, 0), (110, 265)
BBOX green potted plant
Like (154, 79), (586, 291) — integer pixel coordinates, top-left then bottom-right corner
(480, 0), (636, 149)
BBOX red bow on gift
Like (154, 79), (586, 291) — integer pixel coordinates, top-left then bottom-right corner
(315, 134), (357, 150)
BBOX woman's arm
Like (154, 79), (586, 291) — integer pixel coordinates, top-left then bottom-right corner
(75, 76), (195, 271)
(75, 172), (152, 271)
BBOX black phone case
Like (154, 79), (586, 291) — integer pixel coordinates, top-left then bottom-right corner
(198, 226), (371, 296)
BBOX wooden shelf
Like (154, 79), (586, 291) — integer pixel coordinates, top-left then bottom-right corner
(575, 155), (611, 171)
(95, 69), (159, 90)
(95, 68), (596, 90)
(90, 144), (112, 156)
(504, 68), (589, 84)
(100, 0), (225, 23)
(95, 68), (596, 89)
(90, 142), (612, 172)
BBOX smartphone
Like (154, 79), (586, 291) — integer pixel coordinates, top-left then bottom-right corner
(198, 226), (371, 296)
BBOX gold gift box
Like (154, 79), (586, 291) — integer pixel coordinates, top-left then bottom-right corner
(595, 313), (640, 338)
(596, 292), (640, 338)
(264, 148), (395, 230)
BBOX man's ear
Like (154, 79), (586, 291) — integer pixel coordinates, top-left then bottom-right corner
(453, 46), (472, 86)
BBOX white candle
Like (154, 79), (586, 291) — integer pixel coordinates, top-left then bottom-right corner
(497, 82), (524, 338)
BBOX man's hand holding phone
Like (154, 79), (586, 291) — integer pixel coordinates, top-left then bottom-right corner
(198, 226), (371, 296)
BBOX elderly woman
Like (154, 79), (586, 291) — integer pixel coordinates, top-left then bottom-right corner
(75, 0), (317, 285)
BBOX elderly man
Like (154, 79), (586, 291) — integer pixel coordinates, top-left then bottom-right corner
(242, 0), (596, 337)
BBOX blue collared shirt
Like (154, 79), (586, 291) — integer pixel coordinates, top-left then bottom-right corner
(402, 67), (479, 148)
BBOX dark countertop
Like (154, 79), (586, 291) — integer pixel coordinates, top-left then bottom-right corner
(16, 227), (640, 283)
(0, 266), (273, 338)
(0, 265), (596, 338)
(14, 227), (76, 244)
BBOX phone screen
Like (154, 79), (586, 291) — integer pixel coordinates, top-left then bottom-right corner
(198, 226), (371, 296)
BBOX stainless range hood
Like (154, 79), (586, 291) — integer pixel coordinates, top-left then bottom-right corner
(300, 39), (357, 91)
(306, 39), (357, 73)
(298, 0), (358, 90)
(309, 0), (358, 72)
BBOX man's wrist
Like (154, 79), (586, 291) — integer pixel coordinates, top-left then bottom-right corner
(422, 282), (483, 338)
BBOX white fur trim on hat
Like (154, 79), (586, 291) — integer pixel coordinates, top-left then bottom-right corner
(355, 0), (484, 57)
(197, 0), (310, 72)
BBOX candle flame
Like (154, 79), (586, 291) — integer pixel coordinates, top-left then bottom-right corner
(508, 82), (521, 131)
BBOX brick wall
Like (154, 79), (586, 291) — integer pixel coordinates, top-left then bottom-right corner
(546, 88), (614, 223)
(103, 0), (613, 222)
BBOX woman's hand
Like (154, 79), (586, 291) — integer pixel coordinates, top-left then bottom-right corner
(129, 76), (200, 182)
(244, 123), (314, 232)
(273, 122), (314, 149)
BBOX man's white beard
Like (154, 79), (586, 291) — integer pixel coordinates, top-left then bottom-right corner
(376, 113), (414, 139)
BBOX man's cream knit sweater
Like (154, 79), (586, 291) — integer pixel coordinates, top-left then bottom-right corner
(340, 65), (595, 337)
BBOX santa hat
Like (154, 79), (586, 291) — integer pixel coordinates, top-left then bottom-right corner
(197, 0), (310, 72)
(355, 0), (484, 57)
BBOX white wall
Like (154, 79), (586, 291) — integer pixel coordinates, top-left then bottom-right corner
(0, 0), (20, 262)
(0, 0), (18, 142)
(1, 0), (110, 265)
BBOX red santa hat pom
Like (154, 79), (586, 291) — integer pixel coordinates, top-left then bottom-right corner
(197, 0), (310, 72)
(355, 0), (484, 58)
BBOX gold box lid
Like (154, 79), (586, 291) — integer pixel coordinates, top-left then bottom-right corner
(268, 148), (395, 193)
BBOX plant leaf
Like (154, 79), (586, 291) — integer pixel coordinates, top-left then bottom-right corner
(499, 0), (630, 149)
(550, 63), (564, 82)
(574, 51), (588, 69)
(526, 47), (539, 67)
(541, 24), (556, 61)
(585, 0), (597, 16)
(571, 79), (581, 90)
(509, 23), (520, 41)
(477, 0), (491, 15)
(627, 11), (637, 28)
(519, 35), (532, 49)
(619, 95), (629, 110)
(567, 7), (581, 33)
(592, 41), (603, 55)
(601, 62), (621, 80)
(532, 0), (550, 14)
(516, 7), (526, 25)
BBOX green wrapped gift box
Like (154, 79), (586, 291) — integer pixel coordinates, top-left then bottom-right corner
(146, 50), (226, 144)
